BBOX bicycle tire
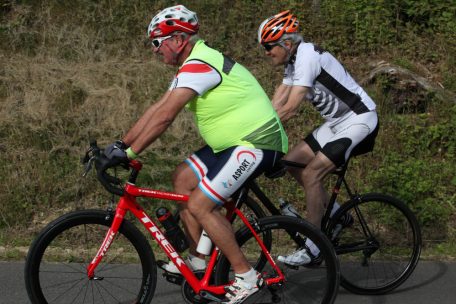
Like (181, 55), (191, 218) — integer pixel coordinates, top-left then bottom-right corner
(25, 209), (157, 304)
(214, 216), (340, 304)
(328, 193), (421, 295)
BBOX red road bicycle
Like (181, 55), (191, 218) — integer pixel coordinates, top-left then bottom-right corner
(25, 141), (340, 304)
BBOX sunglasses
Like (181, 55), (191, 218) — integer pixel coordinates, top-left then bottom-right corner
(151, 35), (173, 49)
(262, 43), (278, 52)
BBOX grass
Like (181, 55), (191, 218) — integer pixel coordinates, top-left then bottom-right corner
(1, 0), (455, 259)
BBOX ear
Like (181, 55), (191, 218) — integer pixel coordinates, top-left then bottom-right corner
(174, 34), (186, 46)
(283, 40), (293, 51)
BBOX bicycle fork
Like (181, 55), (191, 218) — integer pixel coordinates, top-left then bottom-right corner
(86, 203), (127, 279)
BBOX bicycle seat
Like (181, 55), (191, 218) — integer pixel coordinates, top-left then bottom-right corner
(264, 160), (287, 179)
(349, 122), (379, 158)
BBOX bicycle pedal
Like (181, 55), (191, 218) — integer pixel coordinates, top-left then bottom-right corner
(162, 272), (184, 285)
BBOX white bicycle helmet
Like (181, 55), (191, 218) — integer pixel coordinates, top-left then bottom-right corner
(148, 5), (199, 39)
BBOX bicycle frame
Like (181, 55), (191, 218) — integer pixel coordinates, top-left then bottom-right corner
(247, 160), (355, 231)
(86, 174), (285, 297)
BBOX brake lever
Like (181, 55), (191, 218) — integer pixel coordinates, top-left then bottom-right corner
(83, 156), (96, 177)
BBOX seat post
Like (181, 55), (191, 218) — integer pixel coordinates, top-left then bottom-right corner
(322, 159), (350, 230)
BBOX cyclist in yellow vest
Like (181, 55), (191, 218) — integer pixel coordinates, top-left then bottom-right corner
(101, 5), (288, 303)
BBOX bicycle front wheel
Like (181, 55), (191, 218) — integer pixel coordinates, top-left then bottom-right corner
(214, 216), (340, 304)
(329, 193), (421, 294)
(25, 209), (157, 304)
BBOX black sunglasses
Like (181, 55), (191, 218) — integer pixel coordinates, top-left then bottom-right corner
(262, 43), (278, 52)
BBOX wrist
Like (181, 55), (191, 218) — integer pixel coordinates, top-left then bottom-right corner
(115, 140), (129, 150)
(126, 147), (138, 159)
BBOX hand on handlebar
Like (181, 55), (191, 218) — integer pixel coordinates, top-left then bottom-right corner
(82, 140), (131, 196)
(98, 140), (130, 170)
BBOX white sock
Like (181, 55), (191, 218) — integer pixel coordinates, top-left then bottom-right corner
(304, 202), (341, 257)
(236, 268), (257, 285)
(188, 254), (206, 269)
(305, 238), (320, 256)
(330, 202), (341, 217)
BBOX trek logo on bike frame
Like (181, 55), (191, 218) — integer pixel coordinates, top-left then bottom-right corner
(91, 230), (116, 264)
(140, 212), (185, 267)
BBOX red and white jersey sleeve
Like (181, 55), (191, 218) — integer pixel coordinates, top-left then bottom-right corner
(169, 60), (222, 95)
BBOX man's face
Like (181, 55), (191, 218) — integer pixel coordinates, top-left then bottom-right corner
(262, 41), (290, 67)
(152, 35), (178, 65)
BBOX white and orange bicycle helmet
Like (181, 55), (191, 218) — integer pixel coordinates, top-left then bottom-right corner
(148, 5), (199, 39)
(258, 10), (299, 44)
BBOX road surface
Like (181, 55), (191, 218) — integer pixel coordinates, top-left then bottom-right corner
(1, 260), (452, 303)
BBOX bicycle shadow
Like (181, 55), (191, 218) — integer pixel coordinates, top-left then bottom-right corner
(389, 260), (447, 293)
(337, 260), (448, 301)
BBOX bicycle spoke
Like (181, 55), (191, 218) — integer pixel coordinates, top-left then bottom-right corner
(26, 211), (156, 304)
(333, 194), (421, 294)
(48, 277), (86, 303)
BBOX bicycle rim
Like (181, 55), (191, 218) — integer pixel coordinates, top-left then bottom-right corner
(25, 210), (157, 304)
(329, 193), (421, 294)
(215, 216), (340, 304)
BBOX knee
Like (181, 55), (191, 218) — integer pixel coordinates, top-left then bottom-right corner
(301, 168), (321, 188)
(187, 200), (206, 220)
(172, 164), (196, 194)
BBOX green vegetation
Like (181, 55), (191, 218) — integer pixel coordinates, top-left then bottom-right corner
(0, 0), (455, 258)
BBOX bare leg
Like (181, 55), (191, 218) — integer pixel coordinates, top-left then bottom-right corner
(172, 162), (204, 258)
(284, 142), (336, 229)
(187, 188), (251, 274)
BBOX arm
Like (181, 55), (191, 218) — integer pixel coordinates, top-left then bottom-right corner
(123, 90), (171, 146)
(274, 85), (311, 122)
(123, 88), (197, 154)
(271, 83), (291, 110)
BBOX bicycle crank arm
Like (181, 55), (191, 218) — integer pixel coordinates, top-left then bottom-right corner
(200, 290), (223, 302)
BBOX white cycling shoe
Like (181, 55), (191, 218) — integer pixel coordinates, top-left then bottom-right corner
(278, 246), (322, 267)
(222, 272), (263, 304)
(158, 254), (206, 274)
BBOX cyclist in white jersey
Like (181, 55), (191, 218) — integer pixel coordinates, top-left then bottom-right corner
(258, 10), (379, 266)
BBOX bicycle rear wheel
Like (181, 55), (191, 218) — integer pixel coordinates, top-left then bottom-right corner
(25, 209), (157, 304)
(329, 193), (421, 294)
(214, 216), (340, 304)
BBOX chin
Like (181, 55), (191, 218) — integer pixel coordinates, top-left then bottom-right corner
(272, 59), (284, 67)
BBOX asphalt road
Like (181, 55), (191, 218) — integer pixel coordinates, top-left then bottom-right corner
(1, 260), (453, 304)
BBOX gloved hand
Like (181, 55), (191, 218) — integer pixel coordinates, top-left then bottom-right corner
(95, 140), (129, 172)
(104, 140), (129, 154)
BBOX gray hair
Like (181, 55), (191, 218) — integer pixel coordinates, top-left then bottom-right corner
(280, 33), (304, 45)
(172, 32), (200, 45)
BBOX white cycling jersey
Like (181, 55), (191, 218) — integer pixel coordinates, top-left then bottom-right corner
(283, 42), (376, 125)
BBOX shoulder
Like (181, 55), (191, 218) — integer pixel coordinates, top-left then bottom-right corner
(178, 59), (219, 76)
(295, 42), (321, 63)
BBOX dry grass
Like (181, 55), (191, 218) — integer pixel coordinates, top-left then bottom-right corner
(0, 0), (455, 258)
